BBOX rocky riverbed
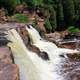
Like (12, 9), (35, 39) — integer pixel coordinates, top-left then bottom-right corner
(0, 23), (80, 80)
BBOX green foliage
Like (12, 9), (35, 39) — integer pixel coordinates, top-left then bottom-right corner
(24, 0), (43, 7)
(0, 0), (21, 14)
(0, 0), (80, 32)
(68, 26), (80, 33)
(44, 18), (52, 32)
(56, 2), (65, 27)
(49, 7), (57, 31)
(62, 0), (75, 25)
(32, 0), (43, 6)
(13, 13), (28, 23)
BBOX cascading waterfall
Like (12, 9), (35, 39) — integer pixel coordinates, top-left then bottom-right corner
(26, 25), (79, 61)
(6, 29), (65, 80)
(7, 29), (39, 80)
(26, 25), (79, 64)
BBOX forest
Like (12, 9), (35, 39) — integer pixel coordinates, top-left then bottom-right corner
(0, 0), (80, 32)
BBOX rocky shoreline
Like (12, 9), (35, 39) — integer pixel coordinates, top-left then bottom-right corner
(0, 30), (19, 80)
(0, 23), (80, 80)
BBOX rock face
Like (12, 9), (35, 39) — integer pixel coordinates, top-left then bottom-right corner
(59, 42), (77, 49)
(0, 46), (19, 80)
(0, 62), (19, 80)
(16, 27), (29, 46)
(45, 30), (69, 42)
(0, 28), (21, 80)
(37, 18), (46, 33)
(0, 47), (13, 63)
(45, 32), (61, 41)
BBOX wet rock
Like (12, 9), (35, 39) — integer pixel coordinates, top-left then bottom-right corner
(0, 37), (11, 46)
(60, 42), (77, 49)
(27, 44), (40, 53)
(0, 8), (8, 23)
(61, 60), (80, 80)
(0, 47), (14, 63)
(45, 30), (69, 42)
(59, 33), (80, 49)
(0, 46), (19, 80)
(37, 18), (46, 33)
(16, 27), (29, 45)
(27, 44), (50, 60)
(15, 5), (25, 13)
(0, 62), (19, 80)
(63, 32), (80, 41)
(45, 32), (61, 42)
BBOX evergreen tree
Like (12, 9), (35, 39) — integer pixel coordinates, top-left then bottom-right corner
(56, 1), (65, 29)
(62, 0), (75, 26)
(0, 0), (21, 14)
(49, 7), (57, 32)
(24, 0), (43, 7)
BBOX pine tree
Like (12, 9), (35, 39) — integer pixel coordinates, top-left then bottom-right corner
(0, 0), (21, 14)
(56, 1), (65, 29)
(62, 0), (75, 26)
(49, 7), (57, 32)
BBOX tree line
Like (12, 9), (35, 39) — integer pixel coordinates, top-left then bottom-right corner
(0, 0), (80, 32)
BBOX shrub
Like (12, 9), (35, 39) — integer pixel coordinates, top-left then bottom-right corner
(12, 13), (28, 23)
(68, 26), (80, 33)
(0, 0), (21, 14)
(44, 18), (52, 32)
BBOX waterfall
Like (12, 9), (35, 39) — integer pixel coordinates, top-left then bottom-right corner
(26, 25), (79, 61)
(6, 29), (64, 80)
(7, 29), (41, 80)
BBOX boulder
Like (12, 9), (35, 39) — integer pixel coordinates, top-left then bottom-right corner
(0, 47), (14, 63)
(45, 32), (61, 42)
(0, 62), (19, 80)
(0, 46), (19, 80)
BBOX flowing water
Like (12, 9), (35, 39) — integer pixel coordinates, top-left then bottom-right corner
(6, 29), (65, 80)
(25, 25), (80, 80)
(26, 25), (79, 59)
(5, 25), (80, 80)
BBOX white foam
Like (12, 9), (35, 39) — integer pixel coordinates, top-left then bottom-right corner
(7, 29), (63, 80)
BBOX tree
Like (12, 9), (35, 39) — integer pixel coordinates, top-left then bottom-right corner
(43, 0), (57, 31)
(0, 0), (21, 14)
(49, 7), (57, 32)
(56, 1), (65, 29)
(73, 0), (80, 27)
(24, 0), (43, 7)
(62, 0), (75, 26)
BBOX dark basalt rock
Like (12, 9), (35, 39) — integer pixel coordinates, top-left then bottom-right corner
(0, 32), (7, 36)
(27, 44), (50, 61)
(0, 37), (11, 46)
(38, 51), (50, 61)
(64, 33), (80, 40)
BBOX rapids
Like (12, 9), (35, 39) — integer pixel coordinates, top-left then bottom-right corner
(5, 24), (80, 80)
(26, 25), (79, 61)
(6, 29), (64, 80)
